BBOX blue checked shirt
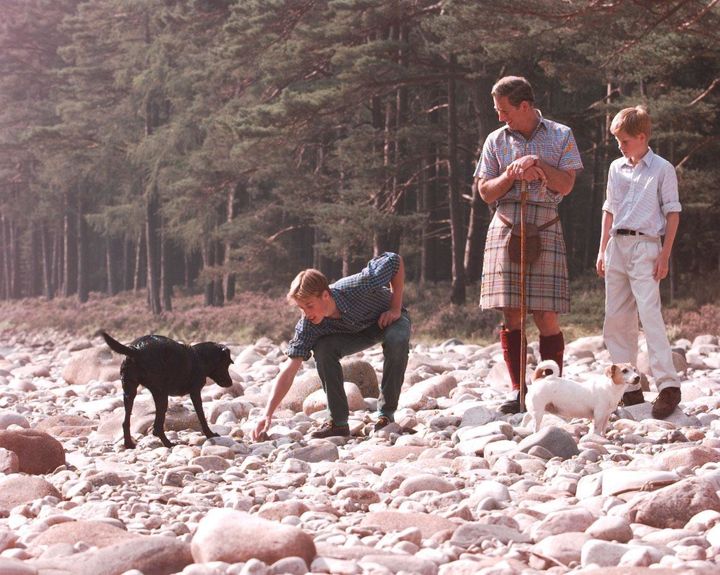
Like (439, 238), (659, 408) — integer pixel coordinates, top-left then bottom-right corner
(286, 252), (401, 360)
(474, 113), (583, 204)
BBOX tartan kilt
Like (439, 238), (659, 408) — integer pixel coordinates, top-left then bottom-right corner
(480, 201), (569, 313)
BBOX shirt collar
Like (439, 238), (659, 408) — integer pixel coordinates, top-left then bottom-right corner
(620, 147), (655, 169)
(502, 109), (547, 140)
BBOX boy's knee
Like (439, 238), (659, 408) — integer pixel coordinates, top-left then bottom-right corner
(383, 328), (410, 356)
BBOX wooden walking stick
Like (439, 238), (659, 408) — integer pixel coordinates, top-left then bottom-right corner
(519, 179), (528, 412)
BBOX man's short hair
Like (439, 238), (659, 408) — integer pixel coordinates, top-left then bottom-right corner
(492, 76), (535, 107)
(610, 106), (652, 139)
(287, 268), (329, 302)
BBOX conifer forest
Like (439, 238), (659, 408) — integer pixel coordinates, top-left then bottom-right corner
(1, 0), (719, 312)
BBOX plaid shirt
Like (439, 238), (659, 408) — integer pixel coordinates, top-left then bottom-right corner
(286, 252), (401, 360)
(474, 113), (583, 204)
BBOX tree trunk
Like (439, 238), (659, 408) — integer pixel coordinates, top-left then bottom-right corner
(62, 191), (77, 298)
(213, 241), (224, 307)
(0, 213), (9, 299)
(201, 240), (215, 306)
(52, 228), (62, 298)
(133, 229), (144, 292)
(447, 54), (466, 305)
(464, 186), (485, 283)
(419, 152), (430, 285)
(223, 185), (236, 301)
(77, 196), (89, 303)
(160, 225), (172, 312)
(29, 224), (40, 297)
(146, 184), (162, 315)
(41, 225), (54, 299)
(122, 237), (130, 292)
(105, 237), (115, 295)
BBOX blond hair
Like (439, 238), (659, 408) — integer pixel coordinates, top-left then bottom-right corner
(287, 268), (329, 302)
(610, 106), (652, 139)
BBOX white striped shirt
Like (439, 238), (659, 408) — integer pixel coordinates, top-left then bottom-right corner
(603, 148), (681, 237)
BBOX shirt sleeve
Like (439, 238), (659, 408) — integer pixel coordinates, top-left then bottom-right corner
(285, 318), (316, 361)
(558, 130), (584, 172)
(474, 137), (500, 180)
(602, 165), (615, 214)
(659, 162), (682, 215)
(361, 252), (400, 288)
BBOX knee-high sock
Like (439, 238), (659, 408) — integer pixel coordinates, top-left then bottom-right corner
(501, 329), (523, 391)
(540, 331), (565, 376)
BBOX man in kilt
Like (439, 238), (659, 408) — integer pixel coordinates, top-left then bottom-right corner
(473, 76), (583, 414)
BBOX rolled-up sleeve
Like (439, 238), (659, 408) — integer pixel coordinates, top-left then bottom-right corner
(361, 252), (400, 289)
(660, 163), (682, 215)
(285, 319), (316, 360)
(602, 167), (616, 214)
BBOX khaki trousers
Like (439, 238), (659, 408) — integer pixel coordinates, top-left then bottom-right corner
(603, 235), (679, 392)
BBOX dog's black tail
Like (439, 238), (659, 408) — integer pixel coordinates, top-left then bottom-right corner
(100, 331), (136, 357)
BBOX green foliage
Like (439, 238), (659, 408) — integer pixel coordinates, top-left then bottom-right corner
(1, 0), (720, 312)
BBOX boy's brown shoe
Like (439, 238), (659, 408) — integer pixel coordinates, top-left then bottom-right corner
(373, 416), (392, 432)
(310, 420), (350, 439)
(621, 389), (645, 407)
(651, 387), (681, 419)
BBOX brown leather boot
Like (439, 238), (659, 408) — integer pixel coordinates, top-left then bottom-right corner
(539, 332), (565, 376)
(621, 389), (645, 406)
(651, 387), (681, 419)
(499, 329), (526, 414)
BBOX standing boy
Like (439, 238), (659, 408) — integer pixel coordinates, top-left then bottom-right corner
(596, 106), (682, 418)
(252, 252), (411, 440)
(474, 76), (583, 414)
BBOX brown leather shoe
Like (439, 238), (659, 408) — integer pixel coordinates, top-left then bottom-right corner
(499, 391), (526, 414)
(373, 416), (392, 432)
(651, 387), (681, 419)
(621, 389), (645, 406)
(310, 420), (350, 439)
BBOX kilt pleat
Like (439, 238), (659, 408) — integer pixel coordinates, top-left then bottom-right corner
(480, 202), (569, 313)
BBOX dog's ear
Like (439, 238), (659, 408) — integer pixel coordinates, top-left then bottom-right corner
(605, 364), (616, 379)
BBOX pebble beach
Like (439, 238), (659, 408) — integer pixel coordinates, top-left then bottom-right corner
(1, 329), (720, 575)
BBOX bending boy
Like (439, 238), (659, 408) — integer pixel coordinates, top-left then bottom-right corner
(253, 252), (411, 440)
(597, 106), (682, 418)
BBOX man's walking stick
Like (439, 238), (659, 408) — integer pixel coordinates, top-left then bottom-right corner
(519, 179), (528, 412)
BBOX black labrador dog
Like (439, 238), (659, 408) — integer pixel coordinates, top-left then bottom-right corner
(100, 331), (234, 449)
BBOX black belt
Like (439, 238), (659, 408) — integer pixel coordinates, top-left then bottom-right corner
(616, 229), (644, 236)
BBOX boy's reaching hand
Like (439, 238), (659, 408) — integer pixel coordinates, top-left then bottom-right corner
(252, 415), (271, 441)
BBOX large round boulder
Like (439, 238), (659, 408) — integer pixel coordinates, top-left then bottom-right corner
(0, 476), (62, 514)
(191, 508), (316, 565)
(62, 346), (121, 385)
(0, 429), (65, 474)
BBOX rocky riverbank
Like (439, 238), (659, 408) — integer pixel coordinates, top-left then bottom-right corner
(0, 329), (719, 575)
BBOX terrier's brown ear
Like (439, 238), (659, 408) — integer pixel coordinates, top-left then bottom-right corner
(605, 364), (616, 378)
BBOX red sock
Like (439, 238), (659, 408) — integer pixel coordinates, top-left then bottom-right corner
(540, 331), (565, 376)
(501, 329), (523, 390)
